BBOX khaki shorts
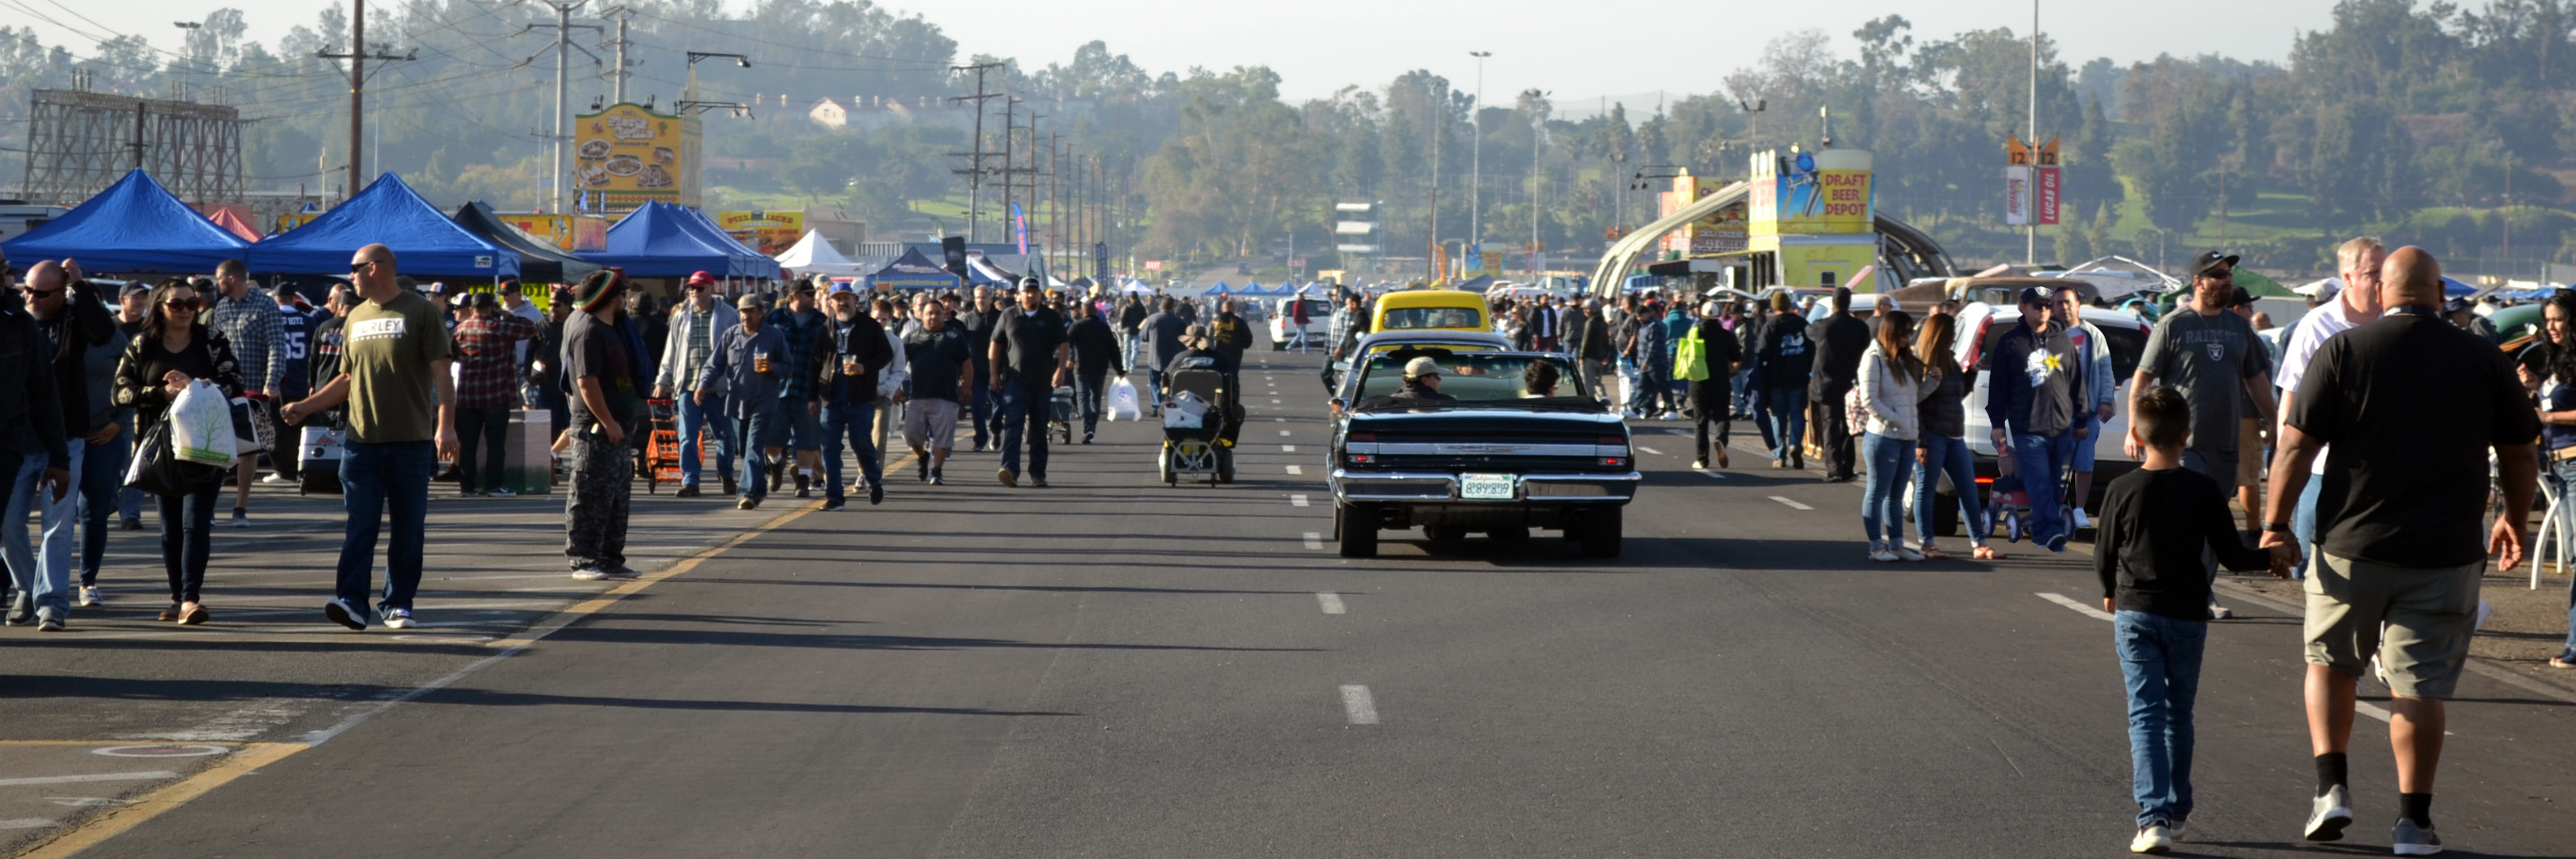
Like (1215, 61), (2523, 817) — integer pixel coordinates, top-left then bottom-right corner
(2236, 418), (2264, 485)
(2302, 551), (2481, 699)
(903, 398), (961, 451)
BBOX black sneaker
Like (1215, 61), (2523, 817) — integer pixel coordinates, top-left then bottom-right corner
(231, 508), (248, 528)
(118, 517), (141, 530)
(5, 592), (32, 625)
(1083, 431), (1094, 444)
(674, 484), (702, 498)
(796, 487), (812, 499)
(917, 457), (930, 482)
(721, 475), (738, 495)
(869, 484), (884, 505)
(930, 469), (945, 485)
(1030, 476), (1049, 488)
(323, 598), (367, 630)
(821, 499), (847, 511)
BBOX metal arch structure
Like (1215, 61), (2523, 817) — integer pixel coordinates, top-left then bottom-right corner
(1585, 179), (1958, 300)
(23, 89), (243, 206)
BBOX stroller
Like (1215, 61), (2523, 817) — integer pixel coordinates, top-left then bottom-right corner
(1157, 365), (1240, 485)
(1048, 385), (1076, 444)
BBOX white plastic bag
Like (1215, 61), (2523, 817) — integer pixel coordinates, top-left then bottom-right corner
(1163, 391), (1209, 430)
(168, 380), (237, 467)
(1108, 377), (1141, 421)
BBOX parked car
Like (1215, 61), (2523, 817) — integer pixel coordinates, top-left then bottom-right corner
(1269, 296), (1333, 350)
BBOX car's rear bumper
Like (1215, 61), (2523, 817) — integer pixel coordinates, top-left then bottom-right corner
(1329, 469), (1640, 504)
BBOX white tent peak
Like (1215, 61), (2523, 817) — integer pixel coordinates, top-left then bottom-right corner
(776, 230), (862, 276)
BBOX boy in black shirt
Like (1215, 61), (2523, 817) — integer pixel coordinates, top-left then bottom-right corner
(2095, 386), (2283, 854)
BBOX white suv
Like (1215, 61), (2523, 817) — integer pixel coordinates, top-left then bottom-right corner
(1268, 296), (1333, 350)
(1924, 302), (2153, 535)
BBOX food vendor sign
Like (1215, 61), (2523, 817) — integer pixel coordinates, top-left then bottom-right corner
(572, 103), (702, 212)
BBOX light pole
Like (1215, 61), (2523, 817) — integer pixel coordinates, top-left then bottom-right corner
(1468, 50), (1491, 260)
(171, 22), (200, 101)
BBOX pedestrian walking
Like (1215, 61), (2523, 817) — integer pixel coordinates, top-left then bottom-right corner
(113, 278), (239, 625)
(902, 296), (972, 485)
(280, 247), (458, 631)
(73, 276), (135, 605)
(110, 283), (149, 531)
(265, 282), (314, 484)
(1910, 312), (1998, 561)
(1067, 303), (1125, 443)
(5, 261), (95, 631)
(1288, 294), (1313, 352)
(1986, 285), (2088, 554)
(769, 281), (830, 497)
(2259, 247), (2536, 856)
(205, 259), (284, 526)
(651, 272), (740, 497)
(697, 294), (786, 511)
(2059, 286), (2117, 527)
(2531, 289), (2576, 670)
(1211, 298), (1254, 365)
(2095, 386), (2283, 854)
(1807, 286), (1871, 484)
(1755, 293), (1812, 469)
(989, 278), (1071, 487)
(1681, 301), (1742, 470)
(1856, 309), (1925, 562)
(450, 293), (540, 497)
(2275, 239), (2388, 578)
(559, 270), (643, 580)
(1140, 298), (1188, 417)
(816, 283), (894, 509)
(864, 297), (907, 487)
(2131, 252), (2275, 619)
(957, 288), (999, 452)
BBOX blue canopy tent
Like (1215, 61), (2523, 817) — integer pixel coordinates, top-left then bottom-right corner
(671, 205), (778, 278)
(1241, 281), (1265, 295)
(1206, 281), (1233, 296)
(249, 173), (518, 279)
(864, 248), (963, 291)
(3, 168), (249, 274)
(586, 201), (764, 278)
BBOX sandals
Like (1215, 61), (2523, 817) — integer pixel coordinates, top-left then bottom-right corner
(1919, 546), (1952, 561)
(2550, 656), (2576, 670)
(1973, 545), (2004, 560)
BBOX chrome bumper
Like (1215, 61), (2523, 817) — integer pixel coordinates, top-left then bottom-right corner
(1328, 469), (1641, 504)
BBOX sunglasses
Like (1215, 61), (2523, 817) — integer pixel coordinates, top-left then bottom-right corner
(162, 297), (204, 311)
(14, 285), (62, 297)
(349, 259), (381, 273)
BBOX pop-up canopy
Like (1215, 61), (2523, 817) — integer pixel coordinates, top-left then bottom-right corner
(776, 230), (863, 277)
(249, 173), (519, 279)
(450, 201), (600, 285)
(587, 201), (766, 278)
(864, 248), (963, 291)
(2, 168), (249, 274)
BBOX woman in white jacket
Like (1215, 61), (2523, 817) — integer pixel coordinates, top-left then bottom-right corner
(1856, 310), (1927, 562)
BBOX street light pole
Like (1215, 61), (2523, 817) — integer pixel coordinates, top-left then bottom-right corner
(1469, 50), (1491, 260)
(2027, 0), (2039, 263)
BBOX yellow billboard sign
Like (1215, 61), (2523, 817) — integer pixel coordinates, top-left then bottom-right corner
(1748, 148), (1873, 240)
(716, 211), (805, 256)
(1658, 175), (1746, 255)
(573, 103), (702, 212)
(497, 213), (609, 253)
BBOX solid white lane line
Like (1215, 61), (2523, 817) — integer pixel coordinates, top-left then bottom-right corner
(1286, 465), (1304, 475)
(0, 771), (180, 788)
(1283, 445), (1297, 453)
(2037, 592), (2116, 622)
(1636, 446), (1663, 456)
(1302, 532), (1323, 550)
(1279, 430), (1292, 436)
(1339, 684), (1379, 724)
(1316, 592), (1347, 614)
(1767, 496), (1812, 511)
(1290, 493), (1310, 507)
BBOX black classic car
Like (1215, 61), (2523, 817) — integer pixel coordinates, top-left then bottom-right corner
(1328, 348), (1641, 558)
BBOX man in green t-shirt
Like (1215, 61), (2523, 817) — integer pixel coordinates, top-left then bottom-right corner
(281, 244), (458, 632)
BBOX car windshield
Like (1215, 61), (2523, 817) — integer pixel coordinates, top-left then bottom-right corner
(1355, 353), (1583, 403)
(1381, 305), (1485, 330)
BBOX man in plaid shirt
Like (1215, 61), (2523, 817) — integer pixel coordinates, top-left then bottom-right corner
(768, 281), (831, 497)
(208, 260), (286, 526)
(452, 294), (540, 496)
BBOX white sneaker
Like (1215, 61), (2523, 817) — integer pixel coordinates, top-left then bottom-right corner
(2072, 508), (2092, 529)
(381, 608), (415, 629)
(2208, 601), (2234, 620)
(77, 585), (100, 606)
(1897, 547), (1925, 562)
(2129, 821), (2173, 854)
(2303, 784), (2353, 842)
(488, 488), (516, 498)
(259, 474), (289, 484)
(1867, 548), (1900, 563)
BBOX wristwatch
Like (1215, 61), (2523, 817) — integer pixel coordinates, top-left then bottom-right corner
(2261, 521), (2292, 534)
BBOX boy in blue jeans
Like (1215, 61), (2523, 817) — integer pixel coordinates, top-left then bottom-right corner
(2094, 386), (2286, 853)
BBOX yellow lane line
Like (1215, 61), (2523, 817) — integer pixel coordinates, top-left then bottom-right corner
(10, 743), (305, 859)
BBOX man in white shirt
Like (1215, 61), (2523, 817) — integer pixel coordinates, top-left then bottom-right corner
(2272, 237), (2388, 576)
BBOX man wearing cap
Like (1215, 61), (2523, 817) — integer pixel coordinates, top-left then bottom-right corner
(652, 272), (740, 497)
(1392, 357), (1454, 402)
(560, 270), (643, 579)
(2275, 239), (2388, 576)
(451, 292), (541, 497)
(988, 277), (1072, 487)
(695, 294), (786, 510)
(769, 281), (830, 497)
(1139, 297), (1189, 418)
(1986, 285), (2088, 554)
(816, 283), (895, 508)
(2445, 296), (2498, 344)
(2131, 251), (2277, 616)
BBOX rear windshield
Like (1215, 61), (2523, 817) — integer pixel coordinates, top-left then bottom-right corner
(1380, 305), (1488, 330)
(1357, 354), (1583, 402)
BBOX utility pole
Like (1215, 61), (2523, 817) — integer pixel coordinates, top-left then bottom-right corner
(316, 0), (413, 199)
(947, 62), (1002, 244)
(1468, 51), (1492, 260)
(512, 1), (602, 212)
(1048, 132), (1061, 276)
(1000, 96), (1020, 245)
(599, 5), (633, 104)
(2027, 0), (2039, 263)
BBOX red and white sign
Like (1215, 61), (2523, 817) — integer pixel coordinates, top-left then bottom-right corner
(2003, 166), (2030, 227)
(1145, 260), (1164, 271)
(2036, 167), (2061, 226)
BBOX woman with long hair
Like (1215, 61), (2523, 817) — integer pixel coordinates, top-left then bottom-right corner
(1504, 304), (1532, 350)
(1911, 312), (2000, 561)
(2532, 289), (2576, 667)
(112, 278), (245, 624)
(1856, 309), (1926, 561)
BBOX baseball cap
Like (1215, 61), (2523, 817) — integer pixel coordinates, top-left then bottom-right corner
(120, 282), (154, 298)
(2190, 250), (2240, 277)
(1403, 356), (1442, 379)
(2444, 296), (2472, 313)
(465, 293), (499, 311)
(686, 271), (717, 288)
(2017, 285), (2055, 305)
(735, 293), (764, 310)
(2230, 286), (2254, 307)
(827, 282), (857, 295)
(1017, 276), (1044, 292)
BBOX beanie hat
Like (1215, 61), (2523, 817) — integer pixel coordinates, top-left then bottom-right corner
(572, 267), (627, 312)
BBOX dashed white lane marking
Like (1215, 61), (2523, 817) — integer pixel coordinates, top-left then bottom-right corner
(1316, 592), (1347, 614)
(1274, 417), (1287, 422)
(1271, 398), (1282, 404)
(1767, 495), (1812, 511)
(0, 819), (54, 830)
(2037, 592), (2116, 621)
(0, 771), (181, 788)
(2356, 701), (2399, 724)
(1339, 684), (1380, 724)
(1636, 446), (1663, 456)
(1279, 430), (1292, 436)
(1283, 445), (1297, 453)
(1698, 471), (1727, 480)
(1290, 493), (1310, 507)
(1302, 532), (1323, 550)
(1286, 465), (1304, 475)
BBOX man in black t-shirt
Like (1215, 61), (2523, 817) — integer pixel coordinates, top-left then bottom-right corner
(988, 278), (1071, 487)
(955, 287), (998, 451)
(2260, 248), (2539, 854)
(560, 270), (642, 581)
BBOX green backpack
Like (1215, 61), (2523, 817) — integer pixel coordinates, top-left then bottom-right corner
(1674, 325), (1710, 382)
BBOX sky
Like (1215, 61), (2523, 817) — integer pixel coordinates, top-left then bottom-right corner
(21, 0), (2345, 105)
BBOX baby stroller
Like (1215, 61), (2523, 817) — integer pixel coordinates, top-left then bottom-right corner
(1048, 385), (1076, 445)
(1157, 365), (1239, 485)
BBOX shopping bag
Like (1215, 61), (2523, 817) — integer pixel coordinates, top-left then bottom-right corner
(1107, 377), (1141, 421)
(1845, 385), (1870, 437)
(1675, 328), (1709, 382)
(168, 380), (237, 467)
(124, 419), (225, 496)
(229, 395), (273, 457)
(1164, 391), (1210, 429)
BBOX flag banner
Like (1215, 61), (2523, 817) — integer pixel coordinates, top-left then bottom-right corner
(2036, 167), (2061, 226)
(2003, 165), (2031, 226)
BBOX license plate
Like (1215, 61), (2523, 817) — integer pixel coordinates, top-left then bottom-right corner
(1458, 473), (1516, 500)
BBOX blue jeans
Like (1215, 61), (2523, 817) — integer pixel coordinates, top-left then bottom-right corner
(676, 393), (734, 487)
(995, 383), (1049, 478)
(77, 424), (127, 583)
(2549, 460), (2576, 660)
(1145, 367), (1166, 415)
(4, 440), (78, 616)
(2291, 468), (2325, 581)
(335, 439), (434, 613)
(1075, 372), (1108, 435)
(733, 411), (779, 501)
(968, 370), (993, 448)
(2114, 610), (2206, 827)
(2009, 430), (2078, 550)
(1859, 432), (1914, 549)
(1913, 433), (1985, 547)
(821, 401), (880, 503)
(1765, 387), (1807, 464)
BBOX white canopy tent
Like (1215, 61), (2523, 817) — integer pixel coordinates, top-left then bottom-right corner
(774, 230), (865, 277)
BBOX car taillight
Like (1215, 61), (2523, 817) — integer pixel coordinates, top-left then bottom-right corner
(1964, 316), (1992, 367)
(1597, 435), (1628, 445)
(1975, 476), (1993, 484)
(1601, 457), (1627, 466)
(1348, 431), (1375, 443)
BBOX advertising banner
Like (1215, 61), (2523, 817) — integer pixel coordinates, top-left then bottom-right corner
(2003, 165), (2031, 226)
(1094, 242), (1110, 283)
(501, 213), (610, 252)
(2036, 136), (2063, 226)
(572, 103), (703, 212)
(1660, 175), (1748, 255)
(715, 211), (803, 256)
(1748, 149), (1873, 239)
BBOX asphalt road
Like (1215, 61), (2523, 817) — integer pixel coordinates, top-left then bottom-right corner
(5, 348), (2573, 858)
